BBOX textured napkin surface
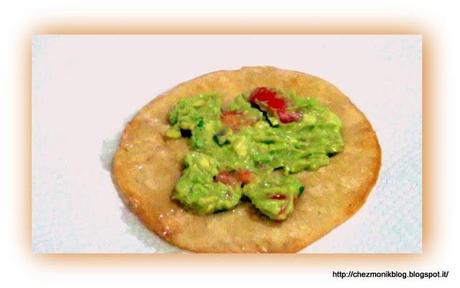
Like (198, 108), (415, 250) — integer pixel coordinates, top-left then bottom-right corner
(32, 35), (421, 253)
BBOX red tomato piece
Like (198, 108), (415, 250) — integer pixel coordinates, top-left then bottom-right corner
(236, 170), (253, 184)
(221, 111), (256, 131)
(249, 87), (277, 103)
(249, 87), (302, 123)
(277, 110), (303, 123)
(270, 194), (287, 200)
(215, 171), (240, 186)
(215, 170), (253, 186)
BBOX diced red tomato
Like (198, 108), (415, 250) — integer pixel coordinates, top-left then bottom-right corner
(249, 87), (274, 101)
(270, 194), (287, 200)
(267, 97), (286, 111)
(249, 87), (285, 111)
(278, 110), (303, 123)
(221, 111), (255, 131)
(215, 170), (254, 186)
(249, 87), (302, 124)
(215, 171), (240, 186)
(236, 170), (253, 184)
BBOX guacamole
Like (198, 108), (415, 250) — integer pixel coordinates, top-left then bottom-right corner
(166, 87), (344, 220)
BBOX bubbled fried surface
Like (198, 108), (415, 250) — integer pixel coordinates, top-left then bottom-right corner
(112, 66), (381, 253)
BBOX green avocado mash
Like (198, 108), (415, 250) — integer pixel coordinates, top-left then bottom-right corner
(166, 89), (344, 220)
(173, 152), (242, 214)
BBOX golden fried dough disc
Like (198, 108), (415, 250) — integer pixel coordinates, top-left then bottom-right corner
(112, 66), (381, 253)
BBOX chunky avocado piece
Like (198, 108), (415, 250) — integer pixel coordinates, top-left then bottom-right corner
(166, 88), (344, 219)
(166, 93), (223, 149)
(243, 172), (304, 220)
(172, 152), (242, 214)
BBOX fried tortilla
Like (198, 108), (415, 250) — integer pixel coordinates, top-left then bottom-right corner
(112, 66), (381, 253)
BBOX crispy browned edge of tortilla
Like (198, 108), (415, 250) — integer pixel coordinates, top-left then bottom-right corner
(112, 66), (382, 253)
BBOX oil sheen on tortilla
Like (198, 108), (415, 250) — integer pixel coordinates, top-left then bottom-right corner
(112, 66), (381, 253)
